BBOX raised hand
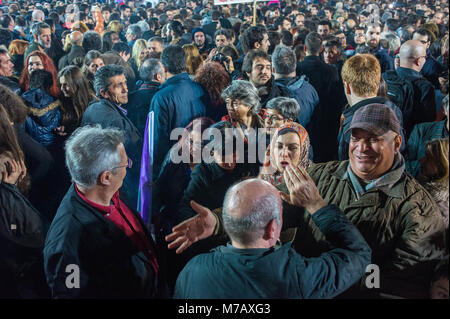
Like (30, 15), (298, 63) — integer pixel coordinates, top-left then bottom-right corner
(0, 159), (26, 185)
(279, 165), (326, 214)
(165, 200), (217, 254)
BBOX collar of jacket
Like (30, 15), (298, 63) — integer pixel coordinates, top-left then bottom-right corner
(343, 96), (390, 118)
(303, 55), (322, 63)
(160, 72), (190, 89)
(139, 81), (160, 90)
(214, 242), (285, 255)
(331, 160), (405, 199)
(396, 66), (422, 79)
(68, 183), (156, 261)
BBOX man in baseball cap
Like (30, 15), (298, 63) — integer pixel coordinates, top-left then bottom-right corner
(346, 103), (403, 182)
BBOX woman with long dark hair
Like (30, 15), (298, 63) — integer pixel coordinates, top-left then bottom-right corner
(0, 103), (49, 299)
(58, 65), (98, 134)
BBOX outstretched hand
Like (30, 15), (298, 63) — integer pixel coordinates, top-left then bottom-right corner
(279, 165), (326, 214)
(165, 200), (217, 254)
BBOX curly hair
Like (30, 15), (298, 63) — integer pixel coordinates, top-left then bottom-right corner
(194, 61), (230, 105)
(20, 51), (60, 98)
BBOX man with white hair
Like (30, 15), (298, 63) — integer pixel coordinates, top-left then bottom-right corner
(172, 176), (371, 298)
(44, 125), (163, 298)
(32, 9), (45, 23)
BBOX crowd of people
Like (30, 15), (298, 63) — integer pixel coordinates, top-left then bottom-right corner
(0, 0), (448, 300)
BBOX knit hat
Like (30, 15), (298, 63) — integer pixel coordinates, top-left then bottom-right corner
(192, 27), (204, 40)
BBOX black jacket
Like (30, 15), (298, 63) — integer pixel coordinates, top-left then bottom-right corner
(126, 81), (160, 136)
(81, 99), (143, 209)
(297, 55), (347, 162)
(0, 182), (50, 298)
(43, 185), (163, 298)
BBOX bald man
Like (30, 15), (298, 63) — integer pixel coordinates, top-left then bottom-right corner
(382, 40), (436, 137)
(171, 173), (371, 299)
(58, 31), (86, 70)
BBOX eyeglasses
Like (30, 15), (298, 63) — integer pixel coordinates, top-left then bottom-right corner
(111, 158), (133, 170)
(264, 114), (285, 123)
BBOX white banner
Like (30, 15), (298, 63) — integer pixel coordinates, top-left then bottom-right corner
(214, 0), (270, 5)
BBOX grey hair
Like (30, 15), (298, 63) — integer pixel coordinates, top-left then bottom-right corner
(31, 22), (50, 36)
(136, 20), (150, 33)
(221, 80), (261, 115)
(128, 24), (142, 38)
(381, 32), (401, 53)
(272, 45), (297, 75)
(32, 10), (45, 22)
(266, 97), (301, 120)
(65, 125), (124, 189)
(223, 190), (281, 245)
(93, 64), (125, 97)
(140, 58), (163, 82)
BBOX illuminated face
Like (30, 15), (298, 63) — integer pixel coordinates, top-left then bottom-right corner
(282, 19), (292, 31)
(317, 24), (331, 37)
(264, 108), (286, 129)
(354, 29), (366, 45)
(103, 74), (128, 105)
(247, 57), (271, 88)
(37, 27), (52, 49)
(28, 55), (44, 73)
(349, 128), (401, 181)
(366, 25), (381, 48)
(59, 75), (73, 97)
(258, 33), (270, 53)
(87, 58), (105, 75)
(413, 33), (430, 49)
(226, 98), (251, 123)
(324, 46), (340, 64)
(215, 35), (229, 48)
(336, 33), (347, 47)
(0, 53), (14, 77)
(102, 10), (111, 23)
(274, 132), (301, 173)
(149, 41), (163, 53)
(194, 32), (205, 47)
(295, 15), (305, 27)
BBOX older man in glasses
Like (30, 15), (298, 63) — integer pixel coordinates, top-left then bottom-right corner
(44, 125), (165, 299)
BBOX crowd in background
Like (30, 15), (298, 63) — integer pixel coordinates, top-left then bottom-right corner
(0, 0), (449, 300)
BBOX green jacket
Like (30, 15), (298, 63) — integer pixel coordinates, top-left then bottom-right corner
(24, 41), (42, 61)
(280, 160), (446, 297)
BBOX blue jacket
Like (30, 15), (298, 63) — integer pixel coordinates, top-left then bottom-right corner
(274, 76), (319, 129)
(149, 72), (207, 178)
(22, 88), (61, 148)
(406, 120), (449, 177)
(174, 205), (371, 299)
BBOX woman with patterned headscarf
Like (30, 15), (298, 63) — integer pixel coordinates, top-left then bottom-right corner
(259, 121), (311, 187)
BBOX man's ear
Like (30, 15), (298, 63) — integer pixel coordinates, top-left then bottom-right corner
(99, 88), (109, 100)
(394, 133), (402, 153)
(344, 81), (352, 95)
(98, 170), (113, 186)
(254, 42), (261, 50)
(262, 218), (278, 241)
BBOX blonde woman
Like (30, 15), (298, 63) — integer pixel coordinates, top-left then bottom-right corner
(182, 44), (203, 77)
(106, 20), (124, 36)
(131, 39), (149, 80)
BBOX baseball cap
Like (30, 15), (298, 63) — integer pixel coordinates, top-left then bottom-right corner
(346, 104), (401, 136)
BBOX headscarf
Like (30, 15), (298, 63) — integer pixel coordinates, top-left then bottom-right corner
(259, 121), (311, 187)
